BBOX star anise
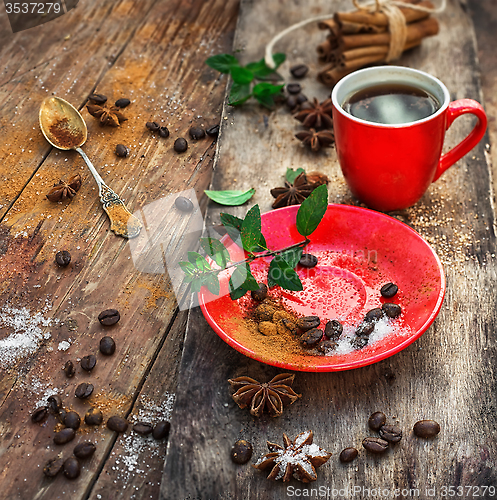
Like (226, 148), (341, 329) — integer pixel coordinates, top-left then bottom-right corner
(294, 98), (334, 130)
(86, 104), (127, 127)
(228, 373), (301, 417)
(46, 174), (82, 202)
(253, 430), (332, 482)
(295, 129), (335, 152)
(270, 173), (315, 209)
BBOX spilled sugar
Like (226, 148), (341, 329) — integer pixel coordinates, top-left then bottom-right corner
(0, 305), (53, 369)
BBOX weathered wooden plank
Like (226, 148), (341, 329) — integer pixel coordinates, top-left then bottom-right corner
(0, 0), (238, 498)
(161, 0), (497, 498)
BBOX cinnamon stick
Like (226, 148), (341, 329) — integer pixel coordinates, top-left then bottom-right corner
(339, 20), (388, 35)
(339, 17), (439, 51)
(339, 37), (423, 63)
(334, 0), (434, 27)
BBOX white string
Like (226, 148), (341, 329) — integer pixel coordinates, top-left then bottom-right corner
(264, 0), (446, 68)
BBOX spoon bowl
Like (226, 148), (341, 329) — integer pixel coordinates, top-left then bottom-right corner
(39, 96), (141, 239)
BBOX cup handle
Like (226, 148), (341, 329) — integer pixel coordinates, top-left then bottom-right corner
(432, 99), (487, 182)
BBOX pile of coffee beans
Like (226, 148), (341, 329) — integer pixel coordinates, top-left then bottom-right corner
(44, 441), (96, 479)
(338, 412), (440, 463)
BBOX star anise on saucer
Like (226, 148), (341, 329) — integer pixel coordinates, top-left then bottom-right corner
(228, 373), (301, 417)
(253, 430), (332, 482)
(87, 104), (128, 127)
(46, 174), (82, 202)
(270, 172), (316, 209)
(294, 98), (334, 130)
(295, 129), (335, 152)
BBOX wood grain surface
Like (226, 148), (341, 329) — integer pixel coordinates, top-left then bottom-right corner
(161, 1), (497, 499)
(0, 0), (238, 499)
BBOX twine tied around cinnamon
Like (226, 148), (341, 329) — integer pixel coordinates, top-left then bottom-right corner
(264, 0), (446, 68)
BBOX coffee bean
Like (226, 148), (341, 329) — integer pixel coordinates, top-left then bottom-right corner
(290, 64), (309, 79)
(63, 360), (76, 378)
(251, 283), (268, 301)
(317, 339), (337, 353)
(297, 316), (320, 331)
(31, 406), (49, 423)
(231, 439), (253, 464)
(98, 309), (120, 326)
(133, 422), (153, 435)
(63, 411), (81, 430)
(85, 407), (103, 426)
(54, 427), (76, 445)
(368, 411), (386, 431)
(362, 437), (389, 454)
(351, 336), (368, 349)
(296, 93), (308, 104)
(48, 395), (63, 413)
(365, 308), (384, 322)
(381, 282), (398, 298)
(281, 318), (298, 335)
(74, 442), (96, 459)
(413, 420), (440, 438)
(88, 93), (107, 105)
(324, 319), (343, 340)
(174, 196), (194, 212)
(114, 98), (130, 108)
(75, 383), (94, 399)
(55, 250), (71, 267)
(300, 328), (323, 347)
(43, 457), (64, 477)
(152, 421), (170, 440)
(63, 457), (81, 479)
(286, 95), (298, 110)
(146, 121), (160, 132)
(206, 124), (220, 138)
(299, 254), (318, 268)
(158, 126), (170, 138)
(189, 127), (205, 140)
(99, 336), (116, 356)
(174, 138), (188, 153)
(356, 321), (375, 336)
(57, 409), (67, 424)
(80, 354), (97, 372)
(115, 144), (129, 158)
(107, 416), (128, 433)
(339, 447), (358, 463)
(379, 424), (402, 443)
(382, 303), (402, 318)
(286, 83), (302, 95)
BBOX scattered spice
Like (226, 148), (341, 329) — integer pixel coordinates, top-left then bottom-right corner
(46, 174), (82, 202)
(295, 129), (335, 152)
(253, 430), (331, 482)
(228, 373), (300, 417)
(294, 98), (334, 129)
(87, 104), (127, 127)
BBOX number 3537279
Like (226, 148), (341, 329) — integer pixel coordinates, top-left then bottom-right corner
(5, 3), (62, 14)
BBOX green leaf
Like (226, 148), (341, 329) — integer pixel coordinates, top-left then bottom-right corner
(296, 184), (329, 237)
(206, 54), (239, 73)
(191, 277), (204, 293)
(277, 246), (304, 269)
(230, 285), (248, 300)
(267, 256), (303, 291)
(245, 53), (285, 80)
(220, 213), (243, 245)
(228, 264), (259, 299)
(199, 238), (230, 268)
(286, 167), (305, 184)
(254, 93), (276, 109)
(203, 273), (221, 295)
(179, 261), (196, 276)
(240, 205), (262, 252)
(229, 83), (252, 106)
(271, 52), (286, 68)
(240, 267), (260, 291)
(205, 188), (255, 206)
(230, 66), (254, 84)
(257, 233), (267, 252)
(252, 82), (285, 97)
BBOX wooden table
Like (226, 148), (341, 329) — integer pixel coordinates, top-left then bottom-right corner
(0, 1), (496, 499)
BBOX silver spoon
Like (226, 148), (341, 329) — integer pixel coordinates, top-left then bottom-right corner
(39, 96), (141, 239)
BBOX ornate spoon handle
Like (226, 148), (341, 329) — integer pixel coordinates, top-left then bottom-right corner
(75, 147), (141, 239)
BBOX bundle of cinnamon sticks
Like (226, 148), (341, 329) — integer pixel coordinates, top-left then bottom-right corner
(317, 0), (439, 87)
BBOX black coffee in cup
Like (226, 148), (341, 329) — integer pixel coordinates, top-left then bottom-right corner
(343, 83), (440, 124)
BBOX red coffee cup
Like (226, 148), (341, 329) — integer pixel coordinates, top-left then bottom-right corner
(331, 66), (487, 211)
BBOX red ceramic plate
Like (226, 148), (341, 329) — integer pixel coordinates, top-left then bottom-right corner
(199, 204), (445, 372)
